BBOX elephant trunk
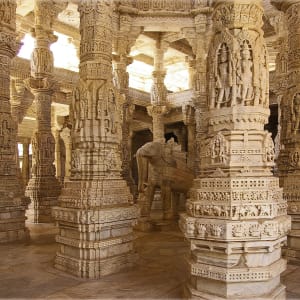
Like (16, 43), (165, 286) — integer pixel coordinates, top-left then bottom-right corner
(136, 149), (148, 193)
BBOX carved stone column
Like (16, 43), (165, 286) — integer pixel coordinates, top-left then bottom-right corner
(113, 52), (136, 196)
(52, 1), (139, 279)
(180, 1), (290, 298)
(147, 40), (168, 141)
(185, 4), (213, 177)
(21, 138), (30, 188)
(24, 0), (63, 223)
(0, 0), (30, 242)
(272, 0), (300, 264)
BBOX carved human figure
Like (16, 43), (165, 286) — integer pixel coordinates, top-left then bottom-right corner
(240, 41), (254, 104)
(292, 93), (300, 135)
(216, 43), (232, 108)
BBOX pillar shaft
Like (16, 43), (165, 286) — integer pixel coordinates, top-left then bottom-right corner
(24, 0), (61, 223)
(272, 0), (300, 264)
(52, 0), (139, 279)
(0, 0), (30, 242)
(180, 1), (290, 299)
(148, 40), (168, 141)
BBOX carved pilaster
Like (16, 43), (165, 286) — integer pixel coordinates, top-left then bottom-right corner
(52, 0), (139, 279)
(0, 0), (30, 243)
(272, 0), (300, 265)
(180, 1), (290, 299)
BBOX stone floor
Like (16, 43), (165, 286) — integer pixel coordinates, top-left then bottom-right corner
(0, 223), (299, 299)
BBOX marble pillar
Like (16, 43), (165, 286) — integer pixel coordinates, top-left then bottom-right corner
(272, 0), (300, 264)
(52, 1), (139, 279)
(0, 0), (30, 243)
(180, 1), (290, 298)
(113, 53), (136, 197)
(25, 0), (63, 223)
(147, 40), (168, 142)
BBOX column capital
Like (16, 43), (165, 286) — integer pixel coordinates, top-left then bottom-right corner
(24, 77), (56, 95)
(34, 0), (67, 30)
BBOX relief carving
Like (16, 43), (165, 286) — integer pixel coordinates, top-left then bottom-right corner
(209, 132), (228, 164)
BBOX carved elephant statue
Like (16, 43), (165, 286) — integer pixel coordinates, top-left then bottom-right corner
(136, 140), (194, 227)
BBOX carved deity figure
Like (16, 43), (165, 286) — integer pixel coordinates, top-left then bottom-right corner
(292, 93), (300, 135)
(104, 89), (118, 135)
(210, 133), (227, 164)
(216, 44), (232, 108)
(240, 41), (253, 104)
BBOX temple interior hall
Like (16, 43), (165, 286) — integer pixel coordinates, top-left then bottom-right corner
(1, 0), (300, 299)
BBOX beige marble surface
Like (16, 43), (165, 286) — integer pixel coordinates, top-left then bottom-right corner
(0, 223), (299, 299)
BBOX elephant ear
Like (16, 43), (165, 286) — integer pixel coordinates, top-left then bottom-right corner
(136, 150), (148, 193)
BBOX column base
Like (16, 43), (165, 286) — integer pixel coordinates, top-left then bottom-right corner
(26, 176), (61, 223)
(184, 282), (286, 300)
(52, 177), (139, 279)
(0, 205), (30, 243)
(54, 251), (138, 279)
(53, 205), (139, 279)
